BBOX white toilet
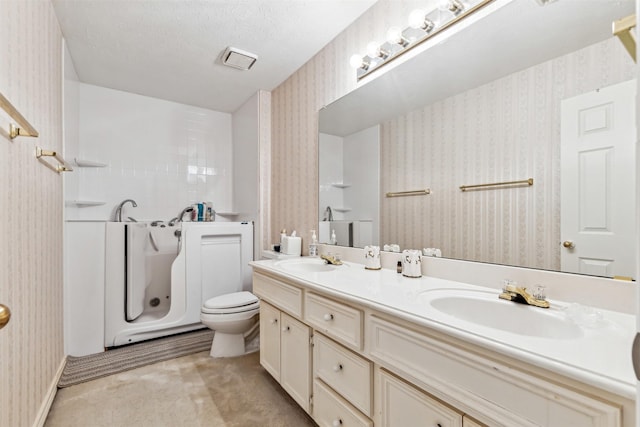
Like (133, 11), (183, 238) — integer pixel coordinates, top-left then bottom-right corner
(200, 291), (260, 358)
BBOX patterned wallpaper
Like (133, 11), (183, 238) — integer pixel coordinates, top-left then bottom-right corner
(271, 0), (416, 250)
(380, 38), (635, 270)
(0, 1), (65, 426)
(271, 0), (635, 265)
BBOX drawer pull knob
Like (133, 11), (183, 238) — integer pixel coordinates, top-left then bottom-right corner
(333, 364), (343, 372)
(332, 419), (343, 427)
(324, 313), (334, 321)
(282, 326), (290, 332)
(270, 319), (278, 324)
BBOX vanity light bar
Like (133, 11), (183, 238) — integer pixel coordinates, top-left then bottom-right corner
(351, 0), (495, 80)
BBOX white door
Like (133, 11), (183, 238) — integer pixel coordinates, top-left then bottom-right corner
(560, 79), (636, 279)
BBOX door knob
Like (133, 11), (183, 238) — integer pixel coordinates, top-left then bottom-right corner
(562, 240), (575, 249)
(0, 304), (11, 330)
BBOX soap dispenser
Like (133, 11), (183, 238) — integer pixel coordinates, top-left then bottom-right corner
(309, 230), (318, 256)
(330, 229), (337, 245)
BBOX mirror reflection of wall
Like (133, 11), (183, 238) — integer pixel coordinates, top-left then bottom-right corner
(378, 38), (635, 273)
(319, 125), (380, 247)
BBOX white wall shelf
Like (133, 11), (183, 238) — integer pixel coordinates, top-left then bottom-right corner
(65, 200), (106, 207)
(331, 183), (351, 188)
(333, 208), (352, 213)
(74, 158), (107, 167)
(216, 212), (239, 216)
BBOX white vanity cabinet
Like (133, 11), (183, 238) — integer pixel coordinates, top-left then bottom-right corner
(255, 274), (312, 413)
(252, 269), (631, 427)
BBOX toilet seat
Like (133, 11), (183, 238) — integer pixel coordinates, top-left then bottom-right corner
(202, 291), (259, 315)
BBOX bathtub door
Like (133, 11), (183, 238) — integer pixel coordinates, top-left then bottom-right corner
(126, 224), (150, 321)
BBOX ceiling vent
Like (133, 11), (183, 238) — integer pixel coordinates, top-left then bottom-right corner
(221, 47), (258, 70)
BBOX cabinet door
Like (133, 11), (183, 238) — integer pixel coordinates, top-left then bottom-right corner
(462, 416), (485, 427)
(376, 368), (463, 427)
(281, 312), (312, 413)
(259, 301), (281, 381)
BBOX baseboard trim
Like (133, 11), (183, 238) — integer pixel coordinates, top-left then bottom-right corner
(32, 356), (66, 427)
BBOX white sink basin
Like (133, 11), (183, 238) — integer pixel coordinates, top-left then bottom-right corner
(275, 258), (345, 274)
(420, 289), (583, 339)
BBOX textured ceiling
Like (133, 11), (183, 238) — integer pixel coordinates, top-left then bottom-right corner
(53, 0), (377, 113)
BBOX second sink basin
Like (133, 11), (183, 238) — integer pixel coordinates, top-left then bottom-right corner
(275, 258), (344, 274)
(420, 289), (583, 339)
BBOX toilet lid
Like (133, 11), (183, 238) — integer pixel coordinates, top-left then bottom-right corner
(204, 291), (258, 310)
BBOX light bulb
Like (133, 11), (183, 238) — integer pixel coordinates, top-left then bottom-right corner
(386, 26), (404, 45)
(408, 9), (426, 29)
(408, 9), (435, 32)
(349, 54), (364, 69)
(366, 42), (380, 58)
(439, 0), (464, 14)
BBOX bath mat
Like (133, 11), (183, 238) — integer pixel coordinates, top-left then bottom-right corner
(58, 329), (214, 388)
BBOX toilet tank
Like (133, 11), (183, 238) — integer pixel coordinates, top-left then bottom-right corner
(182, 222), (254, 304)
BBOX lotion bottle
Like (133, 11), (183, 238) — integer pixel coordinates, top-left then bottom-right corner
(330, 229), (337, 245)
(309, 230), (318, 256)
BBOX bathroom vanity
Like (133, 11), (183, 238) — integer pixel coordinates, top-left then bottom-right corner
(250, 258), (635, 427)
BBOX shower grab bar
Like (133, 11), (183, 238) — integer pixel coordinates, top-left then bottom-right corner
(0, 91), (39, 139)
(35, 146), (74, 174)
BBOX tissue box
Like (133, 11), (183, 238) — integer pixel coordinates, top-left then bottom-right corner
(281, 236), (302, 256)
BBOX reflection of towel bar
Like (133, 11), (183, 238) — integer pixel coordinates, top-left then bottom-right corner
(613, 14), (636, 63)
(386, 189), (431, 198)
(0, 92), (39, 139)
(35, 147), (73, 174)
(460, 178), (533, 192)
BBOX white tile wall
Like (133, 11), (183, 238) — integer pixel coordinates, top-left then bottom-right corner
(343, 125), (379, 245)
(319, 133), (345, 220)
(65, 83), (234, 222)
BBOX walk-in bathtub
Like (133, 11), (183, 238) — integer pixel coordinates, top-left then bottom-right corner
(104, 221), (254, 347)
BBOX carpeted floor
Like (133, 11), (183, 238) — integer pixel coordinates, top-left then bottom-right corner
(45, 351), (317, 427)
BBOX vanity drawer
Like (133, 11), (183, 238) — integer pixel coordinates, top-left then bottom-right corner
(253, 273), (302, 318)
(313, 378), (373, 427)
(375, 368), (462, 427)
(314, 333), (372, 416)
(305, 292), (362, 350)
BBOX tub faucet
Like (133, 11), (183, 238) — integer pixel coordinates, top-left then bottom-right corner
(115, 199), (137, 222)
(168, 206), (194, 226)
(323, 206), (333, 221)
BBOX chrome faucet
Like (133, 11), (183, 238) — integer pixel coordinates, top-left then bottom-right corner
(323, 206), (333, 221)
(168, 206), (194, 226)
(114, 199), (137, 222)
(499, 281), (549, 308)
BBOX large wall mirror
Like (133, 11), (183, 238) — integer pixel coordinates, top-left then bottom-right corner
(319, 0), (637, 279)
